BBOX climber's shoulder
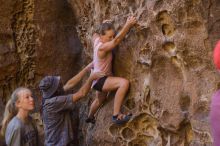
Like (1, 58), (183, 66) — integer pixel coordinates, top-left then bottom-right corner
(92, 33), (99, 42)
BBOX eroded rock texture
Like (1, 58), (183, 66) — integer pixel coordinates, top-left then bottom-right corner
(68, 0), (220, 146)
(0, 0), (82, 144)
(1, 0), (220, 146)
(0, 0), (82, 105)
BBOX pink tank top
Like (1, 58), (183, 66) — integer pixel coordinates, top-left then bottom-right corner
(92, 37), (112, 85)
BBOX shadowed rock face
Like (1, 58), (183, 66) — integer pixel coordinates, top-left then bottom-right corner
(0, 0), (220, 145)
(0, 0), (82, 104)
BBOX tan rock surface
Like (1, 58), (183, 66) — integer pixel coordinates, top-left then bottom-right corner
(69, 0), (220, 145)
(0, 0), (220, 145)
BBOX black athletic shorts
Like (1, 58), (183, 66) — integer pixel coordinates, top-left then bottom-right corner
(93, 76), (108, 92)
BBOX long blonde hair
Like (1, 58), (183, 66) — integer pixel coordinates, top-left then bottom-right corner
(1, 87), (30, 136)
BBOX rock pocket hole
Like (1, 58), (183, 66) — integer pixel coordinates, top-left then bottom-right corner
(128, 134), (152, 146)
(162, 24), (174, 36)
(125, 98), (136, 109)
(150, 100), (161, 116)
(179, 95), (190, 111)
(157, 10), (169, 24)
(109, 124), (121, 136)
(162, 42), (176, 56)
(121, 127), (135, 140)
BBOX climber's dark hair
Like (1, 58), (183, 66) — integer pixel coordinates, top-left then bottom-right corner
(97, 22), (115, 35)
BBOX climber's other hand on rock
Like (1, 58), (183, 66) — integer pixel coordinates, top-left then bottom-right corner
(125, 16), (137, 27)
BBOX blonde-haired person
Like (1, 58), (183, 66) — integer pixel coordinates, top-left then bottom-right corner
(1, 87), (38, 146)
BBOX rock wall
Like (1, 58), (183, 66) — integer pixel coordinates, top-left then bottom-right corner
(1, 0), (220, 146)
(0, 0), (82, 107)
(68, 0), (220, 146)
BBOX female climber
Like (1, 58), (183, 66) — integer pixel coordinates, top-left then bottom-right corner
(86, 16), (137, 125)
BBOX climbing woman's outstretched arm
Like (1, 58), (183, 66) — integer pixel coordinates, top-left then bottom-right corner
(98, 16), (137, 57)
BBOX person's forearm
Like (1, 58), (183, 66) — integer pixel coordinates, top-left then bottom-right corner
(72, 78), (93, 102)
(114, 23), (131, 45)
(63, 67), (89, 91)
